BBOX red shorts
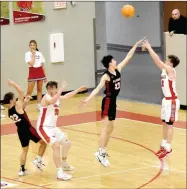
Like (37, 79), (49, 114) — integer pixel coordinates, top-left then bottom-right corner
(28, 66), (46, 82)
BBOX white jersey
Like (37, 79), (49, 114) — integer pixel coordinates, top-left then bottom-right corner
(25, 51), (45, 68)
(37, 94), (60, 127)
(161, 69), (177, 98)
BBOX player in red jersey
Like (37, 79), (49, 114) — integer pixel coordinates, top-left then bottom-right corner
(142, 39), (180, 159)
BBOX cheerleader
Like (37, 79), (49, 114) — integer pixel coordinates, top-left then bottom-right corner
(25, 40), (46, 110)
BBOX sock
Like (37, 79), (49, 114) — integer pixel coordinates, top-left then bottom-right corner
(36, 155), (42, 162)
(21, 165), (25, 172)
(165, 143), (171, 152)
(37, 104), (41, 109)
(99, 148), (106, 155)
(57, 167), (63, 172)
(62, 159), (67, 163)
(161, 139), (167, 147)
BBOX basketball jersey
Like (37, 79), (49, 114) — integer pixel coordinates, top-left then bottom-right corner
(37, 94), (60, 127)
(161, 69), (177, 98)
(8, 106), (32, 129)
(103, 69), (121, 98)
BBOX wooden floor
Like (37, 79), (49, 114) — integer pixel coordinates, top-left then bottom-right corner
(1, 95), (186, 189)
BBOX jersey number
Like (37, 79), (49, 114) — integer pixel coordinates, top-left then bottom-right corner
(161, 79), (164, 87)
(54, 108), (59, 116)
(115, 82), (120, 90)
(10, 114), (21, 123)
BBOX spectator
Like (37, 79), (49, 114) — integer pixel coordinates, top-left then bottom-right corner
(168, 9), (187, 36)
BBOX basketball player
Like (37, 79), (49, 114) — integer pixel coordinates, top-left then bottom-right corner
(81, 38), (145, 167)
(36, 80), (87, 180)
(3, 79), (47, 176)
(142, 39), (180, 159)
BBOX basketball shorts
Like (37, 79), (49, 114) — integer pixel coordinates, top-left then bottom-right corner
(161, 98), (180, 124)
(101, 97), (117, 121)
(17, 126), (41, 148)
(36, 126), (67, 145)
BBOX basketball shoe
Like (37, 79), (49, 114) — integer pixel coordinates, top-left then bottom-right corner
(57, 169), (72, 181)
(158, 148), (172, 159)
(95, 150), (110, 167)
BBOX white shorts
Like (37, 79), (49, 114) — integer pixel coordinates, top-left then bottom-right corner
(36, 126), (67, 145)
(161, 98), (180, 123)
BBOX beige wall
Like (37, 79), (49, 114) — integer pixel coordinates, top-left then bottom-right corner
(165, 32), (187, 105)
(1, 2), (95, 98)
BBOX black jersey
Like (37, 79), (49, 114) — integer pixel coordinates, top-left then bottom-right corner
(8, 106), (32, 129)
(103, 69), (121, 98)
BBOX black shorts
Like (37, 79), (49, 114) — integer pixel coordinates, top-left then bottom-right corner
(17, 126), (41, 148)
(101, 97), (117, 121)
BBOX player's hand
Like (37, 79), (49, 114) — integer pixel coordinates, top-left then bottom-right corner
(7, 79), (15, 86)
(61, 80), (68, 90)
(24, 95), (33, 102)
(78, 86), (88, 93)
(169, 31), (174, 36)
(31, 49), (36, 55)
(135, 36), (147, 46)
(142, 39), (151, 49)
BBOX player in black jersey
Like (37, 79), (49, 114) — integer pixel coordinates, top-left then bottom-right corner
(81, 38), (144, 166)
(3, 79), (47, 176)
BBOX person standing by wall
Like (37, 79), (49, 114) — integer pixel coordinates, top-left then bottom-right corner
(168, 9), (187, 36)
(25, 40), (46, 110)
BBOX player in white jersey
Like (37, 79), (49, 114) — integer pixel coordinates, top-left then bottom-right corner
(36, 81), (87, 181)
(142, 39), (180, 159)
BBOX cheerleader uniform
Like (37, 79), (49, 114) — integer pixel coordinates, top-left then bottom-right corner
(25, 51), (46, 82)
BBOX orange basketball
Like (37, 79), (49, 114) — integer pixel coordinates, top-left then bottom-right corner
(121, 5), (135, 18)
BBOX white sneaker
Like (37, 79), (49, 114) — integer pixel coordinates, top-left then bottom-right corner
(94, 151), (110, 167)
(62, 162), (74, 171)
(18, 169), (28, 176)
(33, 158), (45, 171)
(1, 105), (5, 110)
(57, 170), (72, 181)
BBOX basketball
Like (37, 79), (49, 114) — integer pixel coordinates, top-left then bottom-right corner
(121, 5), (135, 18)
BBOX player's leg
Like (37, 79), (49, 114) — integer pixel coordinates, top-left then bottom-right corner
(52, 141), (72, 180)
(101, 119), (114, 148)
(158, 99), (179, 159)
(29, 126), (47, 170)
(36, 126), (72, 180)
(95, 98), (116, 167)
(55, 127), (74, 171)
(19, 146), (29, 176)
(156, 98), (167, 155)
(100, 97), (115, 148)
(36, 80), (43, 110)
(95, 118), (114, 167)
(17, 130), (30, 176)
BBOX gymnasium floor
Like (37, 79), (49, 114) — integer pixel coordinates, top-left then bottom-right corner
(1, 94), (186, 188)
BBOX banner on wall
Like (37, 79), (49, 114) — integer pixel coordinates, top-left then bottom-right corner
(12, 1), (45, 24)
(0, 2), (10, 25)
(54, 2), (67, 9)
